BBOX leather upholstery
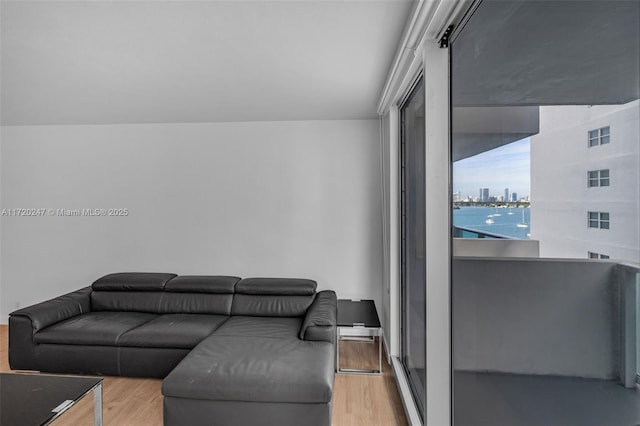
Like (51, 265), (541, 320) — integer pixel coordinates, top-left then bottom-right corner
(9, 273), (337, 426)
(231, 294), (314, 317)
(34, 344), (190, 378)
(9, 287), (92, 332)
(92, 272), (177, 291)
(35, 344), (122, 376)
(91, 291), (164, 313)
(91, 275), (240, 314)
(8, 316), (38, 370)
(34, 311), (158, 345)
(300, 290), (337, 343)
(163, 336), (334, 403)
(118, 314), (229, 348)
(164, 275), (240, 293)
(163, 398), (332, 426)
(118, 347), (191, 378)
(236, 277), (317, 295)
(213, 316), (302, 339)
(159, 293), (233, 315)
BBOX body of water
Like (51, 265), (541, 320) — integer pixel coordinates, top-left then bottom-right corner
(453, 206), (531, 239)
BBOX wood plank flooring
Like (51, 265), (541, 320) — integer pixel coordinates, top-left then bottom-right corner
(0, 325), (407, 426)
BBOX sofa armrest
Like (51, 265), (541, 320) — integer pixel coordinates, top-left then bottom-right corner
(299, 290), (337, 343)
(9, 286), (92, 333)
(9, 286), (92, 371)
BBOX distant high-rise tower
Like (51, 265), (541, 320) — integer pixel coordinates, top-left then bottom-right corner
(504, 188), (509, 201)
(479, 188), (489, 202)
(511, 192), (518, 202)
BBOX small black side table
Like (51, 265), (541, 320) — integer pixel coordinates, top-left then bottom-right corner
(336, 299), (382, 375)
(0, 373), (103, 426)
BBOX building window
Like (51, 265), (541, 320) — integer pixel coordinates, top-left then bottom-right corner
(588, 251), (610, 259)
(588, 169), (610, 187)
(588, 211), (610, 229)
(588, 126), (610, 147)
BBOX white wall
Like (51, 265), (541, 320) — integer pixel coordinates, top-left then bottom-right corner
(0, 120), (384, 322)
(530, 101), (640, 264)
(453, 257), (619, 379)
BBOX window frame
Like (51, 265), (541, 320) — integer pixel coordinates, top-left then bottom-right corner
(587, 169), (610, 187)
(588, 211), (610, 229)
(588, 126), (611, 147)
(588, 251), (610, 259)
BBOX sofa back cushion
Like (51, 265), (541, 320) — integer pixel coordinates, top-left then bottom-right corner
(160, 276), (240, 315)
(91, 273), (176, 313)
(231, 278), (317, 317)
(92, 272), (176, 291)
(91, 273), (242, 315)
(91, 291), (165, 313)
(90, 273), (318, 317)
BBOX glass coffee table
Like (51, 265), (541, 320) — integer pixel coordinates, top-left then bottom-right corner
(0, 373), (103, 426)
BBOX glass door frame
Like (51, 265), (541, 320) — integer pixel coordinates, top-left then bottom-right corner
(399, 72), (427, 421)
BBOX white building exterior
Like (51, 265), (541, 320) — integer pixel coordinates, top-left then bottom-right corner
(530, 100), (640, 263)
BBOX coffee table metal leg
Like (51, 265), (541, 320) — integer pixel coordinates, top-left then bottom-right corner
(93, 383), (103, 426)
(378, 333), (382, 374)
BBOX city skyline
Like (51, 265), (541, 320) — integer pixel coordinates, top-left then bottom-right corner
(453, 137), (530, 199)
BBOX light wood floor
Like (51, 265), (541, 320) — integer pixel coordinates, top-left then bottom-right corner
(0, 326), (407, 426)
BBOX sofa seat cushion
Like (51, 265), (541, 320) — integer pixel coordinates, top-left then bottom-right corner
(162, 336), (334, 404)
(118, 314), (230, 348)
(34, 312), (158, 346)
(212, 316), (302, 339)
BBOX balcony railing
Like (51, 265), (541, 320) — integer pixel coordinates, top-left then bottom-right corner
(453, 257), (640, 387)
(453, 225), (515, 239)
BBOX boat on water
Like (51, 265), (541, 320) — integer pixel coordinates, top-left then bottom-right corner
(507, 209), (514, 215)
(516, 209), (529, 228)
(485, 218), (495, 224)
(488, 207), (501, 218)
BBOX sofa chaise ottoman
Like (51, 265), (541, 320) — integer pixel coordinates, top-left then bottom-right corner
(9, 272), (337, 426)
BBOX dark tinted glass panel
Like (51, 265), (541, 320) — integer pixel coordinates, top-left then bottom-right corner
(400, 76), (426, 419)
(451, 1), (639, 425)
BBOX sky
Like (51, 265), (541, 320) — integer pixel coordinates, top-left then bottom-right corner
(453, 138), (530, 199)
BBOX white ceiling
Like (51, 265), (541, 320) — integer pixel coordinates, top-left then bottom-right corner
(0, 0), (415, 126)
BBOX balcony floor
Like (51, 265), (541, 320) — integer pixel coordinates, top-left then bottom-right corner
(455, 371), (640, 426)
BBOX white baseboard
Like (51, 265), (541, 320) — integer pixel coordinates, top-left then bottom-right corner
(382, 332), (391, 365)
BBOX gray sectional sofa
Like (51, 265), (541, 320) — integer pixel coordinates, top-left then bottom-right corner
(8, 273), (337, 426)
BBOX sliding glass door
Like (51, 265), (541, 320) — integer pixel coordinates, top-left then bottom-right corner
(400, 75), (426, 420)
